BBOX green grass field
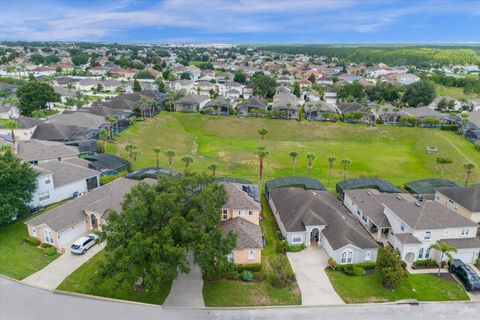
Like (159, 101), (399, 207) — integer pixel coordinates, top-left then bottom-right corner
(326, 270), (469, 303)
(109, 113), (479, 189)
(57, 251), (172, 305)
(435, 84), (480, 100)
(0, 205), (62, 280)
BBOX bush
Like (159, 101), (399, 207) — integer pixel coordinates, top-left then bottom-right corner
(270, 256), (293, 288)
(327, 257), (338, 270)
(337, 262), (376, 272)
(252, 270), (267, 282)
(233, 263), (262, 273)
(413, 259), (438, 268)
(441, 124), (459, 131)
(240, 271), (253, 282)
(40, 243), (53, 248)
(343, 265), (365, 276)
(23, 236), (40, 246)
(43, 247), (57, 256)
(277, 240), (288, 254)
(286, 244), (306, 252)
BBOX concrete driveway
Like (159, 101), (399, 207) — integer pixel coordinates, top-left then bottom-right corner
(22, 242), (104, 290)
(163, 252), (204, 307)
(287, 247), (344, 306)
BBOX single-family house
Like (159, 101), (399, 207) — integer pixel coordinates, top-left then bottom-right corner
(0, 117), (43, 141)
(236, 96), (269, 117)
(16, 139), (80, 164)
(174, 94), (209, 113)
(337, 102), (375, 124)
(435, 184), (480, 223)
(202, 97), (233, 116)
(271, 92), (301, 120)
(304, 101), (338, 122)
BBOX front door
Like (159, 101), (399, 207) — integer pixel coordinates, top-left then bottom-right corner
(310, 228), (320, 246)
(90, 214), (98, 230)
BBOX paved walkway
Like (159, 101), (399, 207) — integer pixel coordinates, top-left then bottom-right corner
(287, 247), (344, 306)
(406, 266), (449, 274)
(22, 243), (104, 290)
(163, 253), (204, 307)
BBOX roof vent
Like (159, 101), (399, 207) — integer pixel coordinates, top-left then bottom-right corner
(415, 202), (422, 207)
(396, 195), (403, 200)
(367, 191), (372, 196)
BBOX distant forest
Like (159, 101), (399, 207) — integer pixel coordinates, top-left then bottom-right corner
(253, 45), (480, 67)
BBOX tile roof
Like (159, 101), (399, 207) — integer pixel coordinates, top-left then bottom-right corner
(223, 183), (261, 211)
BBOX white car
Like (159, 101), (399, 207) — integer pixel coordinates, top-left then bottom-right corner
(70, 234), (99, 255)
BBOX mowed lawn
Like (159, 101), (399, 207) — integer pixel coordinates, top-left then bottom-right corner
(109, 113), (479, 188)
(326, 270), (469, 303)
(57, 251), (173, 305)
(0, 209), (61, 280)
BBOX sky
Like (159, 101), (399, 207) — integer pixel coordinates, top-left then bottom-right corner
(0, 0), (479, 44)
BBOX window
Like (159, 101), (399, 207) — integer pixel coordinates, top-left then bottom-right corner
(44, 229), (54, 244)
(222, 209), (228, 220)
(347, 251), (353, 263)
(239, 210), (248, 216)
(461, 228), (469, 236)
(44, 178), (51, 184)
(341, 249), (353, 264)
(361, 212), (367, 223)
(356, 209), (362, 216)
(227, 253), (234, 263)
(424, 231), (431, 240)
(425, 247), (431, 259)
(38, 192), (50, 201)
(292, 235), (302, 244)
(341, 252), (347, 264)
(247, 250), (255, 260)
(365, 251), (371, 261)
(418, 248), (424, 259)
(400, 223), (405, 232)
(248, 210), (253, 216)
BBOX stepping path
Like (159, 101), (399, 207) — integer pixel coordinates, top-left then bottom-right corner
(164, 252), (204, 307)
(22, 243), (104, 290)
(287, 247), (344, 306)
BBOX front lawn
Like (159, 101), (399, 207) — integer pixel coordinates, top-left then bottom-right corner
(203, 195), (301, 307)
(57, 251), (173, 305)
(326, 270), (469, 303)
(0, 206), (62, 280)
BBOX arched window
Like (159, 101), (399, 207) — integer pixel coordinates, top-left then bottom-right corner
(341, 252), (347, 264)
(341, 249), (353, 264)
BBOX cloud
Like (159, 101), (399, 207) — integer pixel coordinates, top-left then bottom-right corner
(0, 0), (479, 41)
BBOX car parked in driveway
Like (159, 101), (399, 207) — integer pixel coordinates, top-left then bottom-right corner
(448, 259), (480, 291)
(70, 234), (99, 255)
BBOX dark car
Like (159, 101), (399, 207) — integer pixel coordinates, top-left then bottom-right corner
(448, 259), (480, 291)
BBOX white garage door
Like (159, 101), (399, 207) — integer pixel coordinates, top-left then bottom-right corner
(58, 221), (87, 248)
(452, 250), (476, 264)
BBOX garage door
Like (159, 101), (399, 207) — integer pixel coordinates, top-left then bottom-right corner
(452, 251), (476, 264)
(58, 221), (87, 248)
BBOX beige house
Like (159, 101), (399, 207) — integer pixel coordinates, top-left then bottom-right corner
(435, 185), (480, 223)
(221, 182), (263, 264)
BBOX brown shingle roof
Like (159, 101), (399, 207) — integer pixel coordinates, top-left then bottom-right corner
(221, 217), (263, 250)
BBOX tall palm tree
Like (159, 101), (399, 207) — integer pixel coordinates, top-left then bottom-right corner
(164, 149), (176, 169)
(258, 128), (269, 143)
(131, 146), (140, 162)
(146, 98), (158, 118)
(327, 156), (336, 186)
(436, 157), (453, 178)
(208, 163), (218, 176)
(181, 155), (194, 172)
(429, 242), (457, 275)
(255, 146), (269, 192)
(104, 115), (118, 139)
(464, 162), (475, 186)
(136, 97), (149, 118)
(166, 91), (176, 112)
(153, 147), (161, 169)
(289, 151), (298, 176)
(306, 153), (316, 176)
(99, 129), (109, 153)
(340, 158), (352, 181)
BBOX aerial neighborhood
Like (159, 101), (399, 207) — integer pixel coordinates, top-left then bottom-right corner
(0, 42), (479, 309)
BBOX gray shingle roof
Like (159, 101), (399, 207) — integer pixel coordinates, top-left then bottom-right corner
(385, 200), (478, 230)
(223, 183), (261, 211)
(47, 112), (106, 129)
(394, 233), (422, 244)
(221, 217), (263, 250)
(34, 161), (99, 187)
(440, 237), (480, 249)
(16, 139), (79, 162)
(344, 189), (417, 228)
(269, 188), (378, 250)
(26, 178), (142, 233)
(437, 185), (480, 212)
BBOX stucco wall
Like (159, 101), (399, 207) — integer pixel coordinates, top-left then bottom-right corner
(232, 249), (261, 264)
(436, 192), (480, 223)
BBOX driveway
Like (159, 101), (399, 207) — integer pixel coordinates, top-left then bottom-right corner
(287, 247), (344, 306)
(22, 242), (104, 290)
(163, 252), (204, 307)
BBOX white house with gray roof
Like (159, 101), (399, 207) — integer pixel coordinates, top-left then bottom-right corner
(345, 189), (480, 265)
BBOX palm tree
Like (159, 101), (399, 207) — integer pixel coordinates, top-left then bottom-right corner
(164, 149), (176, 169)
(136, 97), (149, 118)
(306, 153), (316, 176)
(255, 146), (269, 192)
(289, 151), (298, 176)
(436, 157), (453, 178)
(208, 163), (218, 176)
(340, 158), (352, 181)
(104, 115), (118, 139)
(5, 119), (17, 152)
(181, 155), (194, 172)
(429, 242), (457, 275)
(464, 162), (475, 186)
(393, 107), (400, 126)
(153, 147), (161, 169)
(99, 130), (109, 153)
(327, 156), (336, 185)
(166, 91), (176, 112)
(125, 143), (135, 159)
(131, 146), (140, 162)
(258, 128), (269, 143)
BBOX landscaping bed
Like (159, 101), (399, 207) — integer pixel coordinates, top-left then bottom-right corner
(326, 269), (469, 303)
(411, 259), (439, 269)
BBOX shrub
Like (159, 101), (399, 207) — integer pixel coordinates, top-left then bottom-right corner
(277, 240), (288, 254)
(343, 265), (365, 276)
(413, 259), (438, 268)
(23, 236), (40, 246)
(476, 258), (480, 266)
(252, 271), (266, 282)
(327, 257), (338, 270)
(40, 243), (53, 248)
(337, 262), (376, 272)
(240, 271), (253, 282)
(43, 247), (57, 256)
(233, 263), (262, 273)
(441, 124), (459, 131)
(286, 244), (306, 252)
(270, 256), (291, 288)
